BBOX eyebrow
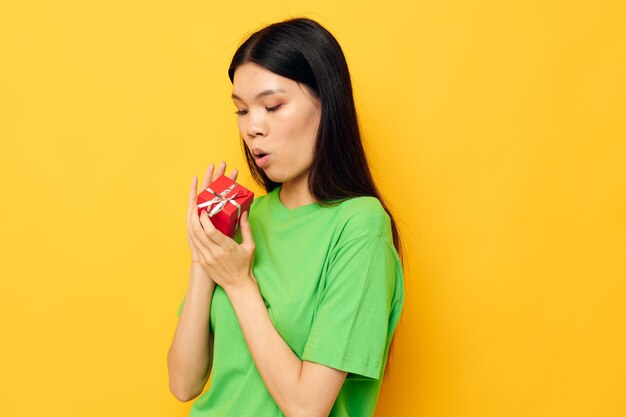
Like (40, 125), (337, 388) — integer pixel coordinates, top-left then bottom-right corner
(231, 88), (287, 102)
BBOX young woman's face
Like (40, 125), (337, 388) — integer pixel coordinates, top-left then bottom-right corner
(232, 62), (321, 186)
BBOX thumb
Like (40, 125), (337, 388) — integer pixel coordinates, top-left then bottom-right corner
(240, 210), (254, 249)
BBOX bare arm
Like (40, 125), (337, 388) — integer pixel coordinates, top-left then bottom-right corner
(167, 264), (215, 401)
(225, 277), (348, 417)
(181, 161), (346, 415)
(167, 162), (237, 402)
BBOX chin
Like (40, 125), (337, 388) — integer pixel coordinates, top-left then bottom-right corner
(264, 171), (286, 184)
(261, 167), (287, 184)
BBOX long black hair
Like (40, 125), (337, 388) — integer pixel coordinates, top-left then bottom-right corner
(228, 17), (403, 379)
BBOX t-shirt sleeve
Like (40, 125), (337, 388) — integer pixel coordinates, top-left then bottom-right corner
(301, 235), (397, 380)
(177, 294), (186, 318)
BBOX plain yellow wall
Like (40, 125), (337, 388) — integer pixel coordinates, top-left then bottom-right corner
(1, 1), (625, 416)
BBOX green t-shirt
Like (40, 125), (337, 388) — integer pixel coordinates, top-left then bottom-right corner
(177, 185), (404, 416)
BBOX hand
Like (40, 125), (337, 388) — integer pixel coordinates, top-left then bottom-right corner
(195, 208), (256, 294)
(187, 162), (256, 292)
(186, 161), (238, 271)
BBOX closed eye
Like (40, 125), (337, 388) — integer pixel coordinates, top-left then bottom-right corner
(266, 104), (282, 112)
(234, 104), (282, 116)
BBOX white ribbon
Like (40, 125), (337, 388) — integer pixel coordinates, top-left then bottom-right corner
(197, 183), (241, 218)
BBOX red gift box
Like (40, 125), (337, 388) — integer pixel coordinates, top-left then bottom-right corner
(196, 175), (254, 237)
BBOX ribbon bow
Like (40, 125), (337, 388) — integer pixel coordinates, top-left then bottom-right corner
(197, 183), (242, 218)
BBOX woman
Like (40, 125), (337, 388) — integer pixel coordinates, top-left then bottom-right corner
(168, 17), (404, 417)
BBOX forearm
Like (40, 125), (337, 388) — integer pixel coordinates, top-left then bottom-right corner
(225, 276), (306, 417)
(167, 264), (216, 401)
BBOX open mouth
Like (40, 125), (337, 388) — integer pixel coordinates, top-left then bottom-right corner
(254, 153), (270, 167)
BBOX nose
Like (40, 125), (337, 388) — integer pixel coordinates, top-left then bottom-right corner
(245, 109), (268, 139)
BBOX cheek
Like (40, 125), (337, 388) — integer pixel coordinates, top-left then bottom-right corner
(236, 119), (245, 134)
(237, 125), (252, 147)
(276, 108), (315, 140)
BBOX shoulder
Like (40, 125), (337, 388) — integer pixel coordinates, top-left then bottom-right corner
(332, 196), (392, 242)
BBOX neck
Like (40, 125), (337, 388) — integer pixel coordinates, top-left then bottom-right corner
(279, 176), (315, 209)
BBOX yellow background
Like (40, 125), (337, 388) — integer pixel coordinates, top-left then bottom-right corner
(1, 1), (624, 416)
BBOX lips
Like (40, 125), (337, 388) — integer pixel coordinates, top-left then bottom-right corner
(252, 147), (269, 157)
(254, 154), (270, 168)
(255, 155), (270, 168)
(252, 148), (270, 168)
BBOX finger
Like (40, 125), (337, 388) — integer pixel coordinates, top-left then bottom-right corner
(214, 161), (227, 179)
(191, 210), (218, 255)
(239, 210), (255, 250)
(201, 163), (217, 191)
(187, 175), (198, 224)
(187, 230), (202, 257)
(228, 168), (238, 181)
(189, 230), (211, 266)
(199, 209), (231, 247)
